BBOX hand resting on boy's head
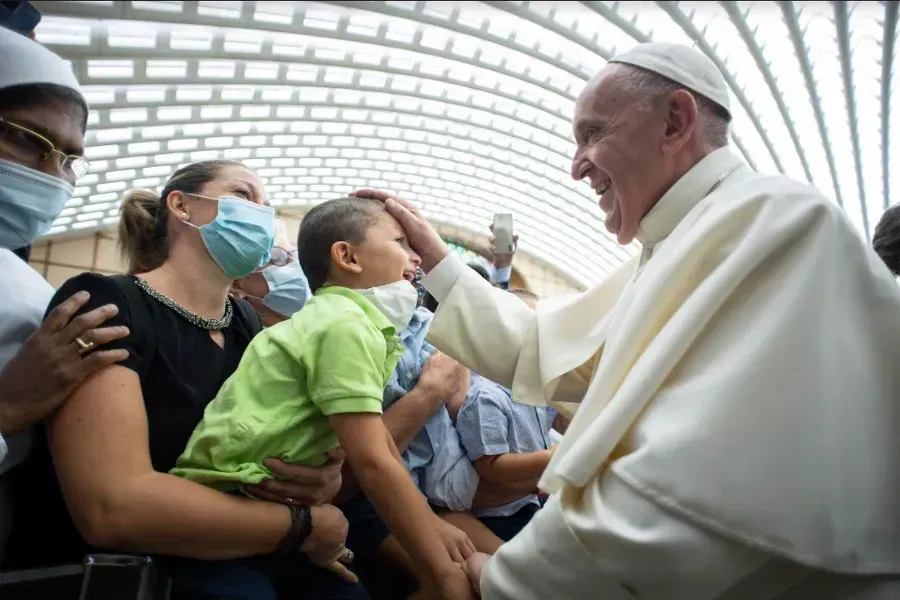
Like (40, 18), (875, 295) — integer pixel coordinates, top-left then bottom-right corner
(245, 448), (345, 506)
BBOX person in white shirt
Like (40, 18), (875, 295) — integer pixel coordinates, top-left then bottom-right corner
(0, 26), (130, 553)
(354, 41), (900, 599)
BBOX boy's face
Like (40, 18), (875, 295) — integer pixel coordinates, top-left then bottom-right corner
(346, 211), (422, 289)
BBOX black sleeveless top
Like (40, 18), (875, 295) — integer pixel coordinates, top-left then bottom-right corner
(3, 273), (262, 568)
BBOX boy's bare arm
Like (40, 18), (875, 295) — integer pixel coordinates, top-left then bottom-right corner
(329, 412), (457, 583)
(472, 446), (557, 484)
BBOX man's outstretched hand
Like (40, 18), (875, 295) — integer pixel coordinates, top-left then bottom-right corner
(350, 189), (450, 273)
(463, 552), (490, 597)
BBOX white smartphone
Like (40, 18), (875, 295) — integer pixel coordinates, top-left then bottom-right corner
(493, 213), (515, 254)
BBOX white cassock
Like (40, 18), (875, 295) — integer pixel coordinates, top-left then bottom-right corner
(423, 148), (900, 599)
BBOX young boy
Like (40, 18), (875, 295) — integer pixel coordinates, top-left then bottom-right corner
(172, 197), (471, 600)
(454, 289), (559, 542)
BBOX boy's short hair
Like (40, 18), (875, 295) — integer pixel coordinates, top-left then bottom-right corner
(297, 197), (384, 292)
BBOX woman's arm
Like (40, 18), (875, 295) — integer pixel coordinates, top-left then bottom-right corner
(330, 412), (457, 583)
(48, 365), (293, 559)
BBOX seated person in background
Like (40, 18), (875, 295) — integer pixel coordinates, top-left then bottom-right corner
(383, 306), (507, 555)
(455, 290), (558, 543)
(172, 196), (474, 600)
(231, 218), (311, 327)
(873, 203), (900, 277)
(467, 263), (491, 283)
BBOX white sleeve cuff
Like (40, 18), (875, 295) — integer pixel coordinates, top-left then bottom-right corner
(422, 254), (468, 302)
(493, 265), (512, 284)
(0, 432), (7, 467)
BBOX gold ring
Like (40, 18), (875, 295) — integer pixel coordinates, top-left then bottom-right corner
(75, 337), (95, 355)
(338, 547), (354, 565)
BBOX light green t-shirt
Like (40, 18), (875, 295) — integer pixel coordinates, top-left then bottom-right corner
(170, 286), (405, 491)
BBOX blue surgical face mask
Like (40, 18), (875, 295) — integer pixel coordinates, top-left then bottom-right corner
(185, 194), (275, 279)
(0, 158), (73, 250)
(260, 260), (312, 317)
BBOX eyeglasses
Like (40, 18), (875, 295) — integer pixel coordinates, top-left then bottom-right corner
(269, 246), (298, 267)
(0, 117), (91, 180)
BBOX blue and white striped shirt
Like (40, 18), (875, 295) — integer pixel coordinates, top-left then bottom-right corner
(383, 307), (478, 511)
(457, 374), (556, 518)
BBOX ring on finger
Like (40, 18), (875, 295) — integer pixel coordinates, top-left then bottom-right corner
(338, 547), (354, 565)
(285, 497), (294, 505)
(75, 337), (96, 355)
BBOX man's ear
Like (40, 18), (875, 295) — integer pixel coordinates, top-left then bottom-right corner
(662, 89), (699, 152)
(331, 241), (363, 274)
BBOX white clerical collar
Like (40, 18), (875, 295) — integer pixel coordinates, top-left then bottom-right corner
(636, 147), (744, 246)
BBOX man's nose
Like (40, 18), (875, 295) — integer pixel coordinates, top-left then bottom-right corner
(571, 154), (589, 182)
(41, 159), (75, 185)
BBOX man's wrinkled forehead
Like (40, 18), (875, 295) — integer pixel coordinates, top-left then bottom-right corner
(573, 66), (627, 132)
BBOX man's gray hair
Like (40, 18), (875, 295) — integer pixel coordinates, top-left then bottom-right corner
(617, 65), (731, 148)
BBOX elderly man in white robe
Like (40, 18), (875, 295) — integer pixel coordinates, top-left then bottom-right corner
(354, 42), (900, 599)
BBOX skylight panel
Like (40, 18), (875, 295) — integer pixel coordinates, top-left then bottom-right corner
(197, 1), (243, 20)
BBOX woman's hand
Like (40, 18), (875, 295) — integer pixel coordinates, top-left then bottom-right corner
(0, 291), (129, 435)
(300, 504), (357, 583)
(245, 449), (344, 506)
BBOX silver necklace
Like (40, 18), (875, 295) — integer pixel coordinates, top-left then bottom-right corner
(706, 163), (742, 196)
(135, 277), (233, 330)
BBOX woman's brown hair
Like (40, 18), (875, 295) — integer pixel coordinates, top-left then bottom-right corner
(118, 160), (242, 274)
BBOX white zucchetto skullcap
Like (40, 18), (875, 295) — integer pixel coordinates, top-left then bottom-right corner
(610, 42), (730, 118)
(0, 25), (84, 103)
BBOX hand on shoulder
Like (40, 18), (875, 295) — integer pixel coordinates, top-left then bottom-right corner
(0, 275), (130, 435)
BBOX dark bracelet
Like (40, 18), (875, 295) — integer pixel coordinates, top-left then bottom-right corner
(275, 504), (313, 557)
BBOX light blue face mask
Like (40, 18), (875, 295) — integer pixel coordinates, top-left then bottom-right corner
(0, 158), (73, 250)
(260, 260), (312, 317)
(185, 194), (276, 279)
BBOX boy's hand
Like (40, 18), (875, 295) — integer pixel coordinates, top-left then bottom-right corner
(301, 505), (358, 583)
(418, 352), (465, 403)
(433, 516), (476, 564)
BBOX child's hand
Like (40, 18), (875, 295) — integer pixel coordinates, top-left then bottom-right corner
(419, 351), (466, 402)
(433, 516), (477, 564)
(301, 505), (357, 583)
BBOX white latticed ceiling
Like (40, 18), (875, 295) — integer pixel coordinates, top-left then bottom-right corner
(31, 0), (898, 287)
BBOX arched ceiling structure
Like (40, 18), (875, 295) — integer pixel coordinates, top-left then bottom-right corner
(31, 0), (897, 287)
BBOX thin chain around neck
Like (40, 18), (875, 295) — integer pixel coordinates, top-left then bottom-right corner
(135, 277), (233, 330)
(635, 163), (743, 276)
